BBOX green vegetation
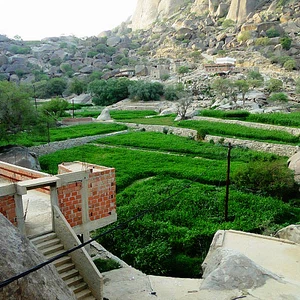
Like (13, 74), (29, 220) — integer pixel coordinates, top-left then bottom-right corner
(0, 81), (36, 142)
(200, 109), (300, 128)
(266, 27), (280, 38)
(178, 120), (300, 144)
(88, 77), (132, 106)
(39, 134), (300, 277)
(0, 123), (127, 147)
(93, 258), (121, 272)
(268, 92), (288, 102)
(222, 19), (235, 29)
(110, 110), (158, 120)
(128, 81), (164, 101)
(267, 78), (283, 93)
(280, 37), (292, 50)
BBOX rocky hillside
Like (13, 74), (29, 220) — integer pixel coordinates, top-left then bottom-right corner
(0, 0), (299, 102)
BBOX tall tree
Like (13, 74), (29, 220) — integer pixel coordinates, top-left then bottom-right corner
(0, 81), (36, 141)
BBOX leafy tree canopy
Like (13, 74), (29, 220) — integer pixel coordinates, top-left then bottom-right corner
(128, 80), (164, 101)
(0, 81), (36, 141)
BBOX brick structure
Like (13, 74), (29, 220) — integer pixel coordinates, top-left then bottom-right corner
(57, 162), (116, 228)
(0, 161), (117, 238)
(0, 195), (16, 225)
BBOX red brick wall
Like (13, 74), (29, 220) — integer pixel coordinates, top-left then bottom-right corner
(88, 169), (116, 221)
(57, 182), (83, 227)
(0, 195), (17, 226)
(57, 167), (116, 227)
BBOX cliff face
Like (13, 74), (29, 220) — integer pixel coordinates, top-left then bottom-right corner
(131, 0), (188, 30)
(131, 0), (268, 30)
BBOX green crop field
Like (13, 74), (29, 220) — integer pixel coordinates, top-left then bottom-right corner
(40, 132), (300, 278)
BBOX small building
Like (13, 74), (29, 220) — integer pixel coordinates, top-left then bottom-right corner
(204, 56), (236, 74)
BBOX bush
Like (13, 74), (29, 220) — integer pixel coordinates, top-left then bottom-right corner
(237, 31), (251, 43)
(255, 37), (269, 46)
(267, 78), (283, 93)
(268, 92), (288, 102)
(266, 27), (280, 38)
(93, 258), (121, 272)
(222, 19), (235, 29)
(280, 37), (292, 50)
(232, 161), (297, 200)
(283, 59), (296, 71)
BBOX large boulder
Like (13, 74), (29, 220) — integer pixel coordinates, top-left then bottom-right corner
(201, 248), (281, 290)
(97, 108), (112, 121)
(0, 214), (76, 300)
(275, 225), (300, 244)
(0, 146), (41, 170)
(227, 0), (257, 23)
(131, 0), (183, 30)
(288, 151), (300, 183)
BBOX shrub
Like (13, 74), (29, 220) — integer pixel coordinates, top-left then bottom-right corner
(283, 59), (296, 71)
(177, 66), (190, 75)
(266, 27), (280, 38)
(93, 258), (121, 272)
(222, 19), (235, 29)
(237, 31), (251, 43)
(267, 78), (283, 93)
(268, 92), (288, 102)
(232, 161), (297, 200)
(280, 37), (292, 50)
(255, 37), (269, 46)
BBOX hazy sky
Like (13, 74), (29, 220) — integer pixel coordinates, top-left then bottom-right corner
(1, 0), (138, 40)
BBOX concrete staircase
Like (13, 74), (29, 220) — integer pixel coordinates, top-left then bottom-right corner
(30, 232), (96, 300)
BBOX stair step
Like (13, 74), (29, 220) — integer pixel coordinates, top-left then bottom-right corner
(57, 262), (76, 274)
(54, 255), (72, 267)
(81, 296), (96, 300)
(41, 243), (65, 256)
(60, 268), (79, 281)
(30, 232), (57, 245)
(35, 238), (61, 251)
(65, 275), (84, 287)
(71, 281), (88, 294)
(45, 249), (66, 260)
(76, 288), (92, 299)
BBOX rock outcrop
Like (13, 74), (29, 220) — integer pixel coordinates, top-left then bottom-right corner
(201, 248), (281, 290)
(131, 0), (185, 30)
(226, 0), (257, 23)
(0, 214), (76, 300)
(275, 224), (300, 244)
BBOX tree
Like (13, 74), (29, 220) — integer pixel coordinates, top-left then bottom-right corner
(88, 77), (131, 106)
(46, 78), (67, 97)
(164, 84), (184, 101)
(70, 78), (87, 95)
(176, 92), (193, 120)
(39, 97), (69, 120)
(212, 78), (232, 100)
(128, 81), (164, 101)
(296, 78), (300, 94)
(267, 78), (283, 93)
(0, 81), (36, 141)
(234, 80), (249, 107)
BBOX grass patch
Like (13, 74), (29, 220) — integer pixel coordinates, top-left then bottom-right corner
(178, 120), (300, 145)
(110, 110), (158, 120)
(95, 131), (280, 162)
(200, 109), (300, 128)
(39, 135), (299, 278)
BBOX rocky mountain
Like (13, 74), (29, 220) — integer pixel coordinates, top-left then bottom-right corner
(0, 0), (299, 108)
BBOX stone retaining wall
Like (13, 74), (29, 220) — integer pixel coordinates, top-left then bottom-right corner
(205, 135), (298, 157)
(28, 123), (299, 158)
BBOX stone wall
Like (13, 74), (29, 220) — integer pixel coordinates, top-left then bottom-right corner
(205, 135), (298, 157)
